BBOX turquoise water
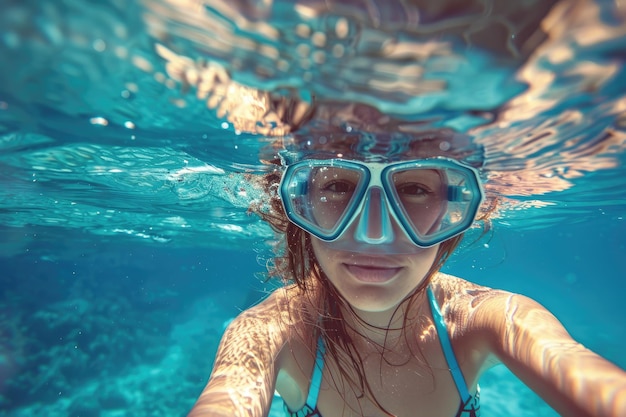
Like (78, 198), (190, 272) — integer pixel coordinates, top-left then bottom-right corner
(1, 0), (625, 416)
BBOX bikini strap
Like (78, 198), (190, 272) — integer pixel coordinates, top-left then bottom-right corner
(427, 286), (471, 403)
(305, 335), (326, 408)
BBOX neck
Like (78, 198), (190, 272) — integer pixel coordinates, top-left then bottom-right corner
(342, 286), (429, 348)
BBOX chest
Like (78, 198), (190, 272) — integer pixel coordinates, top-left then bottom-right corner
(334, 366), (458, 415)
(277, 332), (484, 417)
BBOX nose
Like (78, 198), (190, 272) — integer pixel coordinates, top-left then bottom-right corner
(353, 187), (396, 244)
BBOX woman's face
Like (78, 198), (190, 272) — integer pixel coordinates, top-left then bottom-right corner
(305, 159), (444, 314)
(311, 237), (439, 314)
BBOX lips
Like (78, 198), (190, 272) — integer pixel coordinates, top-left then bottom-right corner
(345, 264), (402, 283)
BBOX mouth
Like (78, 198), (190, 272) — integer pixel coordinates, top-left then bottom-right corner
(344, 264), (403, 283)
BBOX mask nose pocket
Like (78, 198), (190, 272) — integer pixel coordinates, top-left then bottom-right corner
(354, 187), (395, 244)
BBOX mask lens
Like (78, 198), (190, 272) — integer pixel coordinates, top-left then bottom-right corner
(386, 163), (481, 245)
(281, 161), (368, 239)
(390, 168), (448, 236)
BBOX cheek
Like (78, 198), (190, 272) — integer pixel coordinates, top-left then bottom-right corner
(310, 238), (344, 281)
(311, 238), (331, 268)
(410, 245), (440, 275)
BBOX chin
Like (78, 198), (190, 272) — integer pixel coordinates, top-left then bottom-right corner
(337, 282), (417, 315)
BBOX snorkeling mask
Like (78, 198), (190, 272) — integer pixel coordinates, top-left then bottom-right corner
(279, 156), (484, 250)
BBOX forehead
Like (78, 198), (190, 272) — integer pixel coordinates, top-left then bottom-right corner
(281, 101), (481, 162)
(287, 129), (479, 164)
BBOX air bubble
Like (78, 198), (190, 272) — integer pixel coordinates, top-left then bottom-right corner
(335, 18), (349, 38)
(92, 39), (106, 52)
(89, 117), (108, 126)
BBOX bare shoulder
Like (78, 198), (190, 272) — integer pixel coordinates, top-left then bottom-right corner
(429, 272), (499, 326)
(430, 272), (494, 302)
(429, 271), (577, 358)
(225, 285), (304, 343)
(429, 272), (549, 335)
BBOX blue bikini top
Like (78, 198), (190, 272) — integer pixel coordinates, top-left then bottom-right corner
(283, 286), (481, 417)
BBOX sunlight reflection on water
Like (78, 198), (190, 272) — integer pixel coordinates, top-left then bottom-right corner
(0, 0), (624, 249)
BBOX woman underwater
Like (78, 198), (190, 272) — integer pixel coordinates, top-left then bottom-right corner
(187, 106), (626, 417)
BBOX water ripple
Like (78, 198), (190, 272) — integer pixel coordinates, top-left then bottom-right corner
(0, 0), (625, 248)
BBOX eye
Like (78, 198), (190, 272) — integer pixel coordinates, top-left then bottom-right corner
(322, 180), (356, 193)
(396, 183), (431, 197)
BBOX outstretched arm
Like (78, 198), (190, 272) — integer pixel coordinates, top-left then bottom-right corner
(188, 294), (288, 417)
(475, 291), (626, 417)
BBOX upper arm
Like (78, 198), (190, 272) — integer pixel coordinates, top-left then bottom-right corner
(473, 291), (626, 417)
(188, 293), (289, 417)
